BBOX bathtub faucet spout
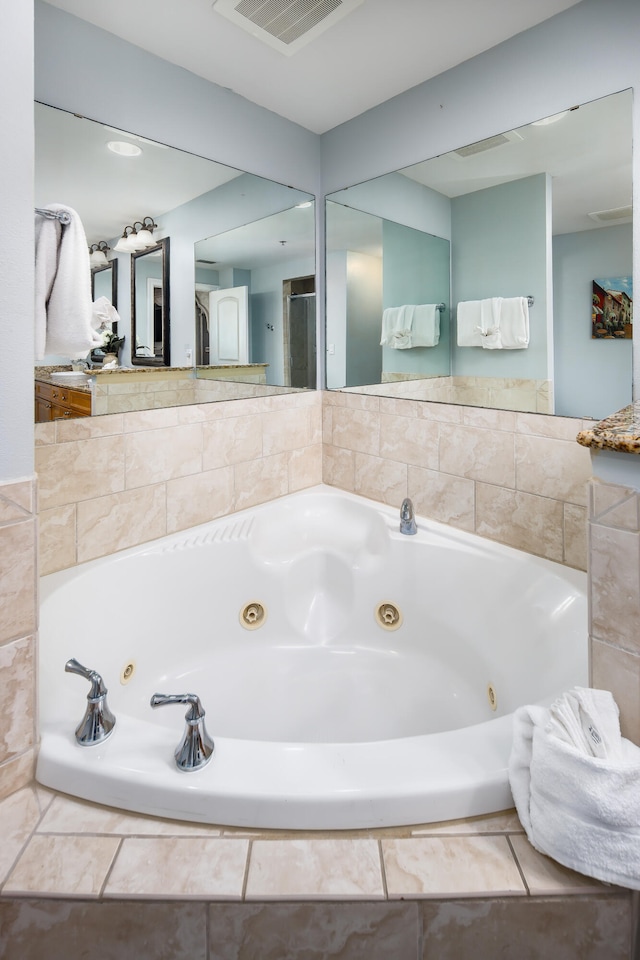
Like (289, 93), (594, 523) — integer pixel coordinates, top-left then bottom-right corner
(400, 498), (417, 535)
(64, 658), (116, 745)
(150, 693), (214, 771)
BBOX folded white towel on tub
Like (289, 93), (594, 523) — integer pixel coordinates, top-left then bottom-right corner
(509, 687), (640, 890)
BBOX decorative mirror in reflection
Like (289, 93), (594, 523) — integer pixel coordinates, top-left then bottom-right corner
(194, 202), (316, 389)
(131, 238), (170, 366)
(325, 88), (632, 420)
(91, 260), (118, 308)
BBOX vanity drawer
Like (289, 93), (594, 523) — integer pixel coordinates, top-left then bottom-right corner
(35, 380), (91, 421)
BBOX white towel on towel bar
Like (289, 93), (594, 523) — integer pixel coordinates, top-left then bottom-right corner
(456, 298), (501, 347)
(380, 304), (440, 349)
(35, 204), (103, 360)
(456, 296), (529, 349)
(509, 687), (640, 890)
(498, 296), (530, 348)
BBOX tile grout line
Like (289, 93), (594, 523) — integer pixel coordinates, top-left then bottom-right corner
(241, 839), (253, 900)
(98, 835), (124, 899)
(377, 839), (389, 900)
(506, 834), (531, 896)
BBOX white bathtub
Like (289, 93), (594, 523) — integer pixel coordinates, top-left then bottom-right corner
(37, 485), (587, 829)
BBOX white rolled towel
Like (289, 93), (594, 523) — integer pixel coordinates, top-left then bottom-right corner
(509, 688), (640, 889)
(92, 296), (121, 333)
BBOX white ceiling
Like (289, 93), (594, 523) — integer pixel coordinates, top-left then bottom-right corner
(42, 0), (583, 135)
(34, 103), (243, 244)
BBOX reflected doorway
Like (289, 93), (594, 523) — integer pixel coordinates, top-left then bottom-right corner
(283, 275), (316, 389)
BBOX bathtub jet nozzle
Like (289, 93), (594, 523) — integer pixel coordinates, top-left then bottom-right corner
(150, 693), (214, 771)
(65, 658), (116, 745)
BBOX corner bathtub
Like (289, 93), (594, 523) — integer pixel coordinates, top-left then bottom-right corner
(37, 485), (587, 830)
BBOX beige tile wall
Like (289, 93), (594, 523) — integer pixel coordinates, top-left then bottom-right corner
(323, 391), (593, 570)
(36, 391), (322, 575)
(351, 375), (554, 413)
(589, 479), (640, 744)
(0, 477), (37, 800)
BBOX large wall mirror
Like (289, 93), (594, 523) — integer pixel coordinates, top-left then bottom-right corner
(34, 101), (316, 414)
(326, 88), (633, 420)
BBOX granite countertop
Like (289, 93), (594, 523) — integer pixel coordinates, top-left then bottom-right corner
(577, 401), (640, 454)
(35, 367), (93, 394)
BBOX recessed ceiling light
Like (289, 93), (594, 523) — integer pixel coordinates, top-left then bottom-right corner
(107, 140), (142, 157)
(296, 201), (313, 209)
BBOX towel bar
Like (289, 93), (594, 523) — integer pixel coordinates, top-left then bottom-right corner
(35, 206), (71, 225)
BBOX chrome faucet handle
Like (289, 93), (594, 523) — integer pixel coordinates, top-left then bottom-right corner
(65, 658), (116, 745)
(400, 497), (417, 535)
(150, 693), (214, 771)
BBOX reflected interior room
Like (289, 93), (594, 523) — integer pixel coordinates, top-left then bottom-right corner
(2, 0), (640, 957)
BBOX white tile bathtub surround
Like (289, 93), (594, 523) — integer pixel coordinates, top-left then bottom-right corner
(323, 391), (592, 570)
(35, 392), (322, 574)
(0, 477), (37, 799)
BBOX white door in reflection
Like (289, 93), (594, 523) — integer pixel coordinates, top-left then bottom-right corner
(208, 286), (249, 364)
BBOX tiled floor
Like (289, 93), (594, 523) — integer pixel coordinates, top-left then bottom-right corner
(0, 785), (633, 959)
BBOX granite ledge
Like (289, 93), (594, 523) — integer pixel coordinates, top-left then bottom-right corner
(577, 402), (640, 454)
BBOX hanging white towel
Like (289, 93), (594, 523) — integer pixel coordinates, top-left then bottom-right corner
(381, 304), (440, 349)
(498, 296), (530, 348)
(408, 303), (440, 347)
(35, 204), (103, 360)
(456, 298), (501, 347)
(380, 306), (408, 347)
(509, 687), (640, 890)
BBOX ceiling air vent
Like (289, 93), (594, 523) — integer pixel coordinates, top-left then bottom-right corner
(212, 0), (365, 55)
(454, 130), (524, 159)
(588, 205), (632, 224)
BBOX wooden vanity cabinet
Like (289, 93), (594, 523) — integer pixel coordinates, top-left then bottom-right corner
(35, 380), (91, 422)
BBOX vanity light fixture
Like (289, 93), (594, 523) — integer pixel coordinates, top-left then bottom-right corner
(113, 218), (158, 253)
(113, 225), (138, 253)
(88, 241), (110, 267)
(107, 140), (143, 157)
(131, 216), (157, 249)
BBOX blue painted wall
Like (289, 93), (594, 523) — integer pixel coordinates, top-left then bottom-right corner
(382, 220), (451, 376)
(451, 173), (550, 380)
(554, 224), (632, 419)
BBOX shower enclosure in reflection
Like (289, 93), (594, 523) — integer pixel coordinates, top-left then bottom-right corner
(285, 278), (316, 389)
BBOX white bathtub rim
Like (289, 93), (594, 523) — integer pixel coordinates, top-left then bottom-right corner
(37, 710), (516, 830)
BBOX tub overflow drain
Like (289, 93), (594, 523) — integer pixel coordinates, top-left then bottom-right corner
(375, 602), (403, 631)
(240, 602), (267, 630)
(487, 683), (498, 711)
